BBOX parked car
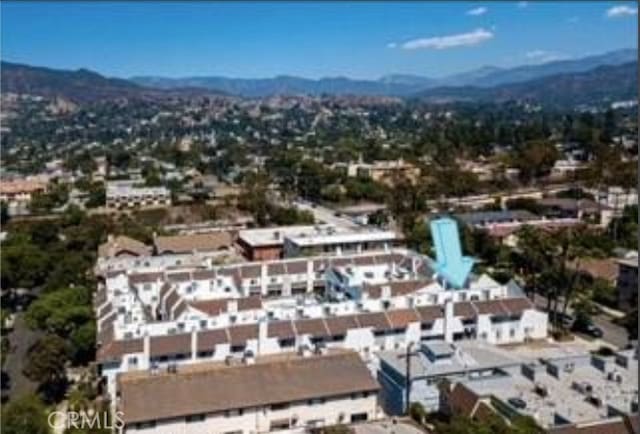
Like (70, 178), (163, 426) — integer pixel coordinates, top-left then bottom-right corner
(572, 319), (604, 338)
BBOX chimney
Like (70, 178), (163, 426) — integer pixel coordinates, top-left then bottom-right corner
(381, 285), (391, 300)
(191, 328), (198, 361)
(143, 333), (151, 367)
(257, 320), (268, 356)
(227, 300), (238, 314)
(444, 301), (455, 343)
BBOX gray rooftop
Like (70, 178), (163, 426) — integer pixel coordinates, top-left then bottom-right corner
(455, 210), (538, 226)
(378, 340), (523, 379)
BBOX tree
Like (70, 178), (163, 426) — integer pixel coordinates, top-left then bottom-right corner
(1, 393), (50, 434)
(84, 183), (106, 208)
(1, 234), (50, 289)
(238, 171), (271, 226)
(23, 335), (69, 402)
(512, 140), (559, 184)
(409, 402), (427, 424)
(69, 321), (96, 365)
(1, 201), (9, 226)
(25, 286), (93, 338)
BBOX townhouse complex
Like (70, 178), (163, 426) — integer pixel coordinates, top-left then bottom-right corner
(92, 218), (568, 433)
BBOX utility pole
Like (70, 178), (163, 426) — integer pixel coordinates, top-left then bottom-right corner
(403, 342), (416, 415)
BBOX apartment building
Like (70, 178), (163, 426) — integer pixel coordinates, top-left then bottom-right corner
(153, 232), (235, 255)
(0, 178), (47, 203)
(118, 350), (379, 434)
(0, 178), (47, 215)
(106, 180), (171, 209)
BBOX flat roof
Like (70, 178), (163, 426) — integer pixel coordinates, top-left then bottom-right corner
(118, 350), (379, 423)
(238, 225), (328, 247)
(287, 230), (397, 247)
(379, 340), (523, 378)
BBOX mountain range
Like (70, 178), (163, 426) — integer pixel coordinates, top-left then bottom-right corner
(415, 61), (637, 107)
(0, 48), (636, 107)
(0, 61), (228, 104)
(130, 48), (635, 97)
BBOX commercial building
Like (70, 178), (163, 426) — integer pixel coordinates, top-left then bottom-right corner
(118, 350), (380, 434)
(439, 347), (639, 433)
(538, 198), (614, 227)
(377, 340), (528, 414)
(237, 225), (398, 261)
(106, 180), (171, 209)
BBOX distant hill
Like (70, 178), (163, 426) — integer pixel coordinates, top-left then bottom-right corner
(131, 74), (427, 98)
(131, 48), (636, 98)
(462, 48), (637, 88)
(414, 61), (638, 107)
(0, 61), (227, 104)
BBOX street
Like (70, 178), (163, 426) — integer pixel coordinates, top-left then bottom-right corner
(2, 313), (41, 401)
(293, 200), (361, 229)
(533, 294), (629, 349)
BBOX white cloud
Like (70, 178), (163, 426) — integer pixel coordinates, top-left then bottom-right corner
(387, 42), (397, 49)
(466, 6), (488, 16)
(606, 5), (637, 18)
(525, 49), (569, 63)
(401, 28), (494, 50)
(517, 1), (528, 8)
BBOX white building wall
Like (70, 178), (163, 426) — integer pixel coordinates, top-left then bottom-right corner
(124, 395), (378, 434)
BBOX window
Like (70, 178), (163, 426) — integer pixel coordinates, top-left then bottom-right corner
(279, 338), (295, 348)
(231, 344), (246, 353)
(269, 419), (291, 431)
(128, 356), (138, 367)
(186, 414), (205, 423)
(510, 329), (516, 338)
(350, 413), (368, 423)
(225, 409), (243, 417)
(135, 421), (156, 429)
(197, 351), (214, 358)
(307, 398), (325, 405)
(143, 283), (151, 291)
(270, 403), (290, 411)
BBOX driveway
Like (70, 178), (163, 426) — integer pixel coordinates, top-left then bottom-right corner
(2, 313), (41, 400)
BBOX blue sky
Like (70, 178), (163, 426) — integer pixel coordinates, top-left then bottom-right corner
(1, 1), (637, 79)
